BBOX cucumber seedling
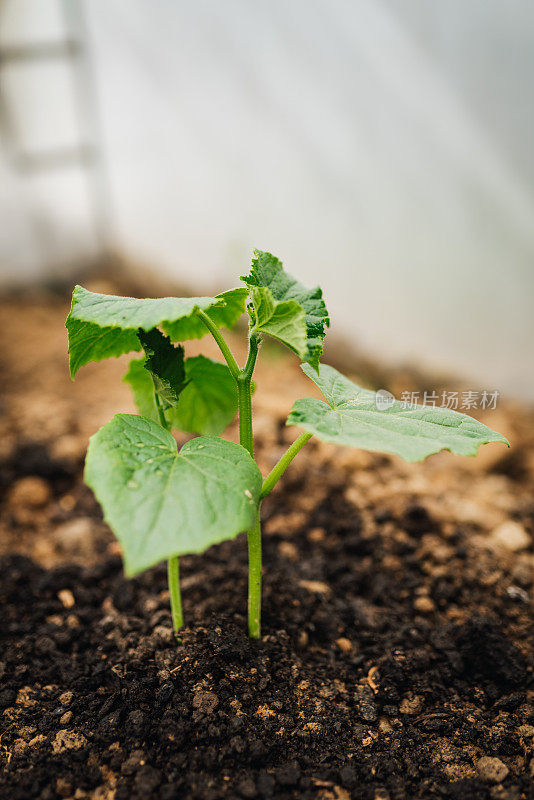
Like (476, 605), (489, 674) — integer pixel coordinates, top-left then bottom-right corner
(66, 250), (508, 639)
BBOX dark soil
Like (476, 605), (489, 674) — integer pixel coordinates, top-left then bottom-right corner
(0, 291), (533, 799)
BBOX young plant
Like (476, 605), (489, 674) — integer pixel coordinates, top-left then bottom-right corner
(66, 250), (508, 639)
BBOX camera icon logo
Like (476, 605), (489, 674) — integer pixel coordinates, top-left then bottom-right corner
(375, 389), (395, 411)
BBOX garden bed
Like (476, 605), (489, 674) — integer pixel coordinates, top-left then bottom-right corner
(0, 289), (532, 799)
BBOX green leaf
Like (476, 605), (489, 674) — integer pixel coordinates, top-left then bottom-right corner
(288, 364), (509, 462)
(85, 414), (262, 575)
(123, 355), (238, 435)
(137, 328), (188, 410)
(171, 355), (238, 435)
(247, 285), (307, 359)
(66, 285), (247, 376)
(163, 287), (248, 340)
(123, 358), (159, 423)
(241, 250), (330, 370)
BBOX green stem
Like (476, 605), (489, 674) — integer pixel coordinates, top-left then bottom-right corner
(247, 514), (262, 639)
(237, 334), (259, 458)
(239, 371), (261, 637)
(153, 382), (184, 637)
(242, 331), (260, 380)
(167, 556), (183, 634)
(237, 332), (262, 638)
(196, 308), (240, 380)
(194, 310), (263, 637)
(260, 432), (313, 498)
(153, 386), (168, 429)
(237, 375), (254, 458)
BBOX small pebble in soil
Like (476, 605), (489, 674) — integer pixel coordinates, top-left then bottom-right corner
(505, 585), (530, 603)
(8, 476), (51, 508)
(53, 518), (94, 556)
(399, 695), (423, 715)
(52, 729), (87, 754)
(192, 689), (219, 715)
(476, 756), (510, 783)
(488, 521), (530, 552)
(355, 687), (378, 723)
(58, 691), (73, 705)
(335, 637), (353, 653)
(55, 777), (72, 798)
(128, 709), (145, 727)
(57, 589), (75, 608)
(151, 625), (175, 646)
(277, 541), (299, 561)
(413, 596), (435, 613)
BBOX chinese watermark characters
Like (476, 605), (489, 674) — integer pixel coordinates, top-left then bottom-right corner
(374, 389), (500, 411)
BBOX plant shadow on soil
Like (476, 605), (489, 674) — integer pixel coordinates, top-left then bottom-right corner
(0, 292), (533, 799)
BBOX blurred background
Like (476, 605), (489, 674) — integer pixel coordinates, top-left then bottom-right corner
(0, 0), (533, 398)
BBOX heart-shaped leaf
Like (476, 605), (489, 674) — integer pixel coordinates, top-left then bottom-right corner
(66, 285), (247, 376)
(124, 355), (238, 436)
(85, 414), (262, 575)
(241, 250), (329, 370)
(123, 358), (161, 423)
(170, 355), (238, 435)
(288, 364), (509, 462)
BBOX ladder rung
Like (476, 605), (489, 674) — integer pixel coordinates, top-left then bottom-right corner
(14, 145), (96, 172)
(0, 40), (81, 64)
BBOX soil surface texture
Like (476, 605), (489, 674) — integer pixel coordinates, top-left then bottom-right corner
(0, 286), (533, 800)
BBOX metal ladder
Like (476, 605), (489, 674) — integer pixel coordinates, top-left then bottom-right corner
(0, 0), (111, 271)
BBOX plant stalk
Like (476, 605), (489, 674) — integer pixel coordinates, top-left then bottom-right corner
(237, 374), (254, 458)
(242, 331), (260, 380)
(154, 380), (184, 637)
(167, 556), (183, 634)
(196, 308), (240, 380)
(247, 514), (262, 639)
(237, 332), (262, 638)
(153, 385), (168, 429)
(260, 432), (313, 498)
